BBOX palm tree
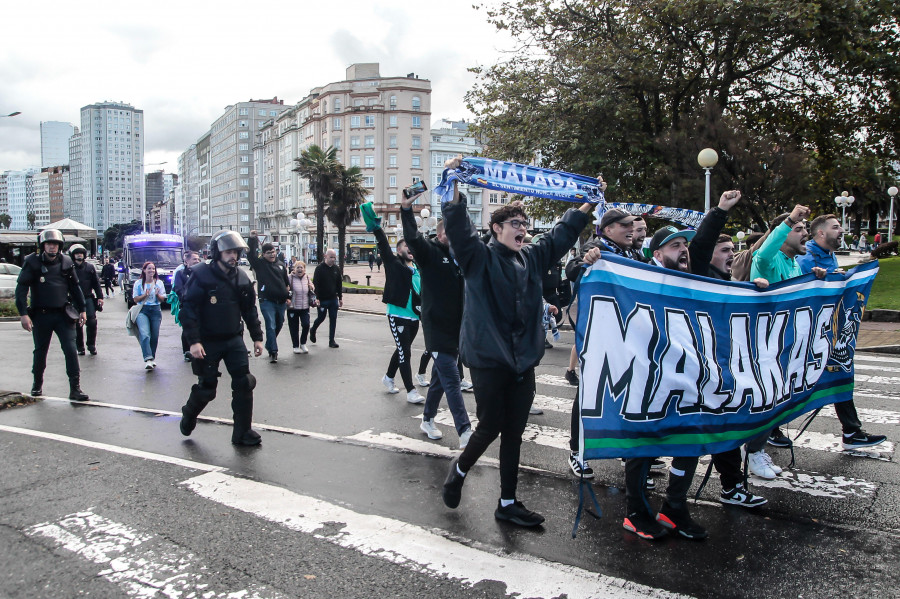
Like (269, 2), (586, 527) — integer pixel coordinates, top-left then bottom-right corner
(26, 212), (36, 230)
(0, 213), (11, 229)
(294, 145), (339, 262)
(327, 164), (367, 271)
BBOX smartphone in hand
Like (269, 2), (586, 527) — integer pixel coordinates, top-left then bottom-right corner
(402, 180), (428, 199)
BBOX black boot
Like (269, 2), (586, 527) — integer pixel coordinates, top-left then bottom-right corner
(69, 376), (89, 401)
(31, 376), (43, 397)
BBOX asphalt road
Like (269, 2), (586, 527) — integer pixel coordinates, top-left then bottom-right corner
(0, 292), (898, 599)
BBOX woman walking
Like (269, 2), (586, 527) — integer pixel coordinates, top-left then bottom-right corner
(133, 261), (166, 370)
(287, 261), (316, 354)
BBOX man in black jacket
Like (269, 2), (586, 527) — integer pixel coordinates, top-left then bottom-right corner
(440, 164), (593, 528)
(310, 249), (342, 348)
(400, 193), (472, 446)
(69, 244), (104, 356)
(173, 250), (202, 362)
(248, 232), (290, 363)
(15, 230), (88, 400)
(100, 258), (116, 297)
(179, 231), (265, 446)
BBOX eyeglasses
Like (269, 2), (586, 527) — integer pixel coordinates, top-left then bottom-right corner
(500, 219), (529, 230)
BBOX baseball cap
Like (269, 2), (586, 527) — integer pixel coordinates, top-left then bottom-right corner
(599, 208), (637, 230)
(649, 225), (696, 254)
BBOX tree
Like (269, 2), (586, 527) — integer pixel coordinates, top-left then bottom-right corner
(102, 221), (143, 253)
(26, 212), (36, 230)
(294, 145), (339, 262)
(0, 213), (11, 229)
(327, 164), (367, 271)
(466, 0), (899, 230)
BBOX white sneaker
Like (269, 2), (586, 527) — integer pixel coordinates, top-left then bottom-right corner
(151, 360), (157, 369)
(144, 360), (154, 371)
(415, 373), (430, 387)
(292, 347), (302, 354)
(459, 379), (473, 392)
(760, 450), (783, 474)
(299, 344), (309, 354)
(406, 389), (425, 404)
(529, 406), (543, 415)
(382, 375), (399, 394)
(745, 448), (777, 479)
(420, 418), (443, 440)
(458, 428), (473, 449)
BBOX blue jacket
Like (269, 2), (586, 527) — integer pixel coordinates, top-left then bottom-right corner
(796, 240), (838, 274)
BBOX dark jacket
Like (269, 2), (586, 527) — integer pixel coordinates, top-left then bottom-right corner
(180, 262), (263, 346)
(312, 262), (342, 301)
(247, 236), (290, 302)
(444, 199), (589, 373)
(100, 262), (116, 281)
(172, 265), (193, 299)
(401, 207), (463, 353)
(15, 252), (86, 315)
(684, 206), (727, 278)
(74, 261), (103, 301)
(375, 225), (417, 310)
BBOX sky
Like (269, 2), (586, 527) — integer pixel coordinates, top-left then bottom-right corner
(0, 0), (515, 173)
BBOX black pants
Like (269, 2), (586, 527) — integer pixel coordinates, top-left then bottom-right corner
(711, 448), (743, 490)
(625, 456), (699, 514)
(102, 278), (114, 296)
(833, 399), (862, 435)
(75, 298), (98, 352)
(182, 336), (255, 441)
(311, 298), (339, 342)
(458, 366), (535, 500)
(181, 329), (191, 353)
(287, 308), (311, 347)
(31, 309), (80, 382)
(386, 315), (419, 392)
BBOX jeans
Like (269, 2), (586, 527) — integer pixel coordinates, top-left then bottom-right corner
(423, 352), (471, 434)
(311, 298), (340, 342)
(135, 304), (162, 361)
(259, 299), (286, 354)
(287, 308), (311, 347)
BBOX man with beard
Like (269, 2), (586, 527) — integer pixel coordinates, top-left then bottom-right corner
(310, 249), (343, 348)
(68, 244), (104, 356)
(796, 214), (886, 450)
(179, 231), (265, 446)
(630, 216), (648, 261)
(173, 250), (202, 362)
(248, 232), (290, 363)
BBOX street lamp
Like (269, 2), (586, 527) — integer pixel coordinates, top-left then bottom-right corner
(1, 111), (21, 118)
(736, 230), (746, 251)
(697, 148), (719, 213)
(289, 212), (311, 262)
(834, 191), (855, 231)
(888, 186), (898, 243)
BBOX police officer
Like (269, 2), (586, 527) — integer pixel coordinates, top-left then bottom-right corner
(15, 230), (89, 400)
(178, 231), (265, 446)
(69, 244), (104, 356)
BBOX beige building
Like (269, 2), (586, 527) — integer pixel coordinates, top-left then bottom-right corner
(255, 63), (432, 261)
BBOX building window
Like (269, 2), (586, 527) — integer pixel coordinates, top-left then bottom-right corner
(389, 95), (397, 109)
(240, 131), (249, 139)
(389, 115), (398, 128)
(412, 116), (421, 128)
(389, 175), (397, 187)
(240, 179), (249, 186)
(389, 135), (397, 148)
(389, 154), (397, 168)
(270, 110), (278, 116)
(333, 118), (342, 130)
(389, 193), (397, 204)
(489, 193), (499, 204)
(239, 143), (249, 151)
(240, 167), (249, 174)
(363, 175), (375, 187)
(412, 136), (421, 149)
(333, 137), (342, 149)
(239, 108), (248, 115)
(412, 155), (421, 168)
(334, 98), (342, 112)
(364, 115), (375, 127)
(241, 155), (250, 163)
(412, 96), (421, 111)
(258, 109), (267, 117)
(350, 116), (360, 129)
(351, 156), (361, 167)
(364, 155), (374, 167)
(364, 135), (375, 148)
(350, 136), (360, 148)
(354, 99), (364, 107)
(239, 121), (248, 127)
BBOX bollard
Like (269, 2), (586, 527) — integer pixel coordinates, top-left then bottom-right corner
(366, 275), (371, 286)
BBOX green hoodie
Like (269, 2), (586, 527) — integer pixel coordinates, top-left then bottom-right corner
(750, 221), (802, 283)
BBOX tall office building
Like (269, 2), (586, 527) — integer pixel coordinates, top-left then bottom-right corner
(145, 170), (177, 214)
(41, 121), (76, 168)
(46, 166), (70, 223)
(31, 170), (51, 228)
(254, 63), (432, 261)
(68, 101), (145, 231)
(5, 168), (40, 229)
(66, 127), (83, 221)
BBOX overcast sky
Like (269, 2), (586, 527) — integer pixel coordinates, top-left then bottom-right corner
(0, 0), (514, 173)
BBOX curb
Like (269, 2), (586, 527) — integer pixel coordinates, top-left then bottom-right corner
(857, 345), (900, 355)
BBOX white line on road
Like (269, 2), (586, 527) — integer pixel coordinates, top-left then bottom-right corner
(184, 471), (694, 599)
(854, 363), (900, 373)
(25, 511), (288, 599)
(790, 430), (893, 460)
(820, 406), (900, 425)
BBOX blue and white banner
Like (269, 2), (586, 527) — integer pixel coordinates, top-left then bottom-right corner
(575, 254), (879, 459)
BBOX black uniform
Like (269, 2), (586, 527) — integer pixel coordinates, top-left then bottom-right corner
(15, 252), (86, 396)
(73, 259), (103, 354)
(179, 261), (264, 444)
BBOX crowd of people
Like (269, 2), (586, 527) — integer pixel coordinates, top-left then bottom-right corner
(13, 154), (891, 539)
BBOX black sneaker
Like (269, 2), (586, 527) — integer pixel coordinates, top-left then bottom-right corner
(269, 352), (278, 363)
(329, 341), (340, 348)
(494, 500), (545, 527)
(180, 410), (197, 437)
(767, 428), (792, 447)
(564, 369), (579, 386)
(623, 510), (667, 540)
(88, 347), (97, 356)
(309, 328), (317, 344)
(442, 457), (466, 509)
(568, 451), (594, 479)
(720, 483), (768, 508)
(842, 431), (887, 450)
(650, 458), (666, 470)
(232, 429), (262, 446)
(77, 348), (86, 356)
(656, 503), (708, 540)
(30, 386), (43, 397)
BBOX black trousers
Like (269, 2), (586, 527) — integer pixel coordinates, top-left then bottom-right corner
(183, 336), (255, 441)
(386, 315), (419, 392)
(31, 309), (80, 381)
(75, 298), (98, 351)
(625, 456), (699, 514)
(458, 366), (535, 500)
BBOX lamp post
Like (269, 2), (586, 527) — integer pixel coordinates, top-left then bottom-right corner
(736, 230), (746, 251)
(888, 186), (898, 243)
(289, 212), (311, 262)
(140, 161), (168, 232)
(1, 111), (21, 118)
(697, 148), (719, 213)
(834, 191), (855, 231)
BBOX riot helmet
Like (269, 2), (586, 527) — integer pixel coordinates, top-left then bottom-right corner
(38, 229), (65, 251)
(68, 244), (88, 258)
(209, 230), (248, 263)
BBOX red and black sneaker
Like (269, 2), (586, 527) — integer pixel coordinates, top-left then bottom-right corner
(623, 510), (667, 540)
(656, 502), (708, 540)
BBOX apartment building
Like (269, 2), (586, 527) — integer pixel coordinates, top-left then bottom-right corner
(145, 170), (177, 215)
(30, 170), (51, 228)
(46, 166), (69, 222)
(66, 128), (82, 221)
(41, 121), (76, 168)
(255, 63), (431, 261)
(4, 168), (40, 229)
(428, 119), (486, 228)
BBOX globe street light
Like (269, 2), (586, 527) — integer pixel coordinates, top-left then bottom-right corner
(289, 212), (312, 262)
(888, 186), (898, 242)
(697, 148), (719, 213)
(834, 191), (855, 231)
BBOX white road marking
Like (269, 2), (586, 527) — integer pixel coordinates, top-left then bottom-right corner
(744, 470), (877, 499)
(25, 511), (287, 598)
(536, 373), (574, 388)
(854, 355), (900, 363)
(790, 430), (893, 460)
(854, 363), (900, 373)
(184, 471), (694, 599)
(432, 411), (570, 450)
(820, 406), (900, 425)
(854, 374), (900, 385)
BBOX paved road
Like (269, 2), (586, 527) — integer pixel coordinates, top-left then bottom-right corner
(0, 294), (897, 598)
